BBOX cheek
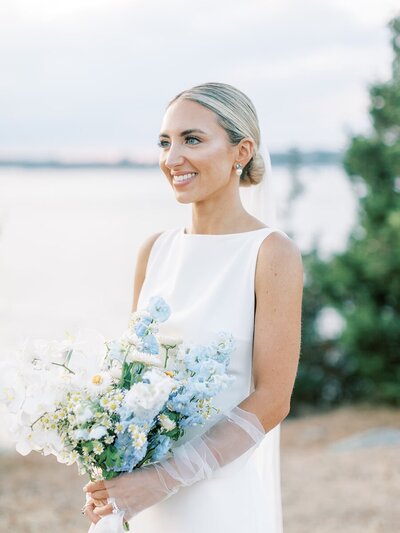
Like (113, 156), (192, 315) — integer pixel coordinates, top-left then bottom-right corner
(194, 143), (231, 170)
(159, 156), (169, 175)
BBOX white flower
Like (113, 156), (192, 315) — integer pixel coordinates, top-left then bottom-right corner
(126, 349), (163, 367)
(86, 372), (112, 395)
(120, 330), (143, 349)
(14, 425), (35, 456)
(72, 428), (90, 441)
(158, 414), (176, 431)
(75, 405), (94, 425)
(93, 441), (104, 455)
(124, 369), (175, 419)
(133, 431), (147, 450)
(158, 335), (183, 346)
(109, 365), (122, 380)
(88, 425), (108, 440)
(0, 363), (25, 413)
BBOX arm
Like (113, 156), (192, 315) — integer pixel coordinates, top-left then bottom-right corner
(239, 231), (303, 429)
(85, 232), (303, 520)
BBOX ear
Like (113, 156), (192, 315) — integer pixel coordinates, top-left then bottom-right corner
(235, 138), (255, 167)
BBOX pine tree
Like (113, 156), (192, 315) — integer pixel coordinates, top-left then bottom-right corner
(293, 16), (400, 411)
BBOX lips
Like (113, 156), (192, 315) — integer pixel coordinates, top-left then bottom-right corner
(172, 172), (198, 184)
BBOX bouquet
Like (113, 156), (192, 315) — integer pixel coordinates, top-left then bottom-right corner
(0, 296), (236, 529)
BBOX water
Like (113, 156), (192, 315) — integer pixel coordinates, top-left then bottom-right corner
(0, 165), (357, 446)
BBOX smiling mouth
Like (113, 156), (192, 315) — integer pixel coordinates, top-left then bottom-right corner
(172, 172), (198, 185)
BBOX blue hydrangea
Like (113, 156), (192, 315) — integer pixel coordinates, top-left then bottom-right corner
(151, 435), (172, 461)
(114, 431), (148, 472)
(147, 296), (171, 322)
(117, 405), (155, 429)
(180, 412), (205, 427)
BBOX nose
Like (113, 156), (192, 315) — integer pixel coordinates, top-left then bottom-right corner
(164, 142), (185, 169)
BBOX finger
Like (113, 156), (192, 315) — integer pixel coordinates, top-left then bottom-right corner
(93, 503), (113, 517)
(92, 497), (108, 507)
(90, 489), (109, 501)
(83, 502), (102, 524)
(84, 480), (106, 493)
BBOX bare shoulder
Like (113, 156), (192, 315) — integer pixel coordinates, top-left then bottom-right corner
(131, 231), (164, 312)
(137, 231), (164, 267)
(255, 230), (303, 294)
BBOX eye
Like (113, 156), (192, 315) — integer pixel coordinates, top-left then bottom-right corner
(185, 136), (200, 145)
(157, 136), (201, 148)
(157, 139), (169, 148)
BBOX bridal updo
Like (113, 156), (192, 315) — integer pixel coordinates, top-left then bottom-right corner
(167, 82), (265, 187)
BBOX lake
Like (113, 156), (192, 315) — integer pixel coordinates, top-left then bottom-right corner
(0, 165), (357, 446)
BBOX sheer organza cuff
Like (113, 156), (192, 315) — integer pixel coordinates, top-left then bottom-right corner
(104, 405), (265, 522)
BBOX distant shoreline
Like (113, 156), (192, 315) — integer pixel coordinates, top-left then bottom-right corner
(0, 150), (343, 169)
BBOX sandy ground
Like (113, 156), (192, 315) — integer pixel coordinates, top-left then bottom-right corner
(0, 404), (398, 532)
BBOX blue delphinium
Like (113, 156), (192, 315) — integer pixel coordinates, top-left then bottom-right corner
(141, 334), (159, 355)
(210, 331), (236, 363)
(134, 315), (153, 338)
(147, 296), (171, 322)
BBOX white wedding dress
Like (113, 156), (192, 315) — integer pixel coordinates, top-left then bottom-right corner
(130, 225), (286, 533)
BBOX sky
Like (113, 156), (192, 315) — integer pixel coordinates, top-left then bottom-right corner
(0, 0), (398, 160)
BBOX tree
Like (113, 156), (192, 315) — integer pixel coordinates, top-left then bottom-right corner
(293, 15), (400, 412)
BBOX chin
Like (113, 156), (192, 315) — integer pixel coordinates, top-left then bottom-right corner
(174, 196), (194, 205)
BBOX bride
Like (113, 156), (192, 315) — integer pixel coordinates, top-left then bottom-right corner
(82, 81), (303, 532)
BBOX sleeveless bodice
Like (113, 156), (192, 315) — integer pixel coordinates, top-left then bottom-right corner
(134, 225), (286, 533)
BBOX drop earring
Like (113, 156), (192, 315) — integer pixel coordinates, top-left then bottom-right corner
(235, 163), (243, 177)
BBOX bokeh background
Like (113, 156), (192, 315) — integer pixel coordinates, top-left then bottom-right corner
(0, 1), (399, 531)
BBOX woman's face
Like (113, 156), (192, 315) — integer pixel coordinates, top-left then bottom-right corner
(158, 99), (239, 203)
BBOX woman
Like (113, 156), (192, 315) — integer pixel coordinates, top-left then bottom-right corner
(83, 82), (303, 532)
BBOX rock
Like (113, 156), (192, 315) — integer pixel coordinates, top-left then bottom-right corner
(328, 427), (400, 453)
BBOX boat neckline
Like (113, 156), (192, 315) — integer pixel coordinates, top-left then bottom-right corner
(181, 226), (273, 237)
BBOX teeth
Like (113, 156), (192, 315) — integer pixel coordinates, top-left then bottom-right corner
(173, 172), (197, 183)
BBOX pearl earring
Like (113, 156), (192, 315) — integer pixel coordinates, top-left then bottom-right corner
(235, 163), (243, 176)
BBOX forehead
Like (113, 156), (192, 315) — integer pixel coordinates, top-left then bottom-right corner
(160, 99), (220, 133)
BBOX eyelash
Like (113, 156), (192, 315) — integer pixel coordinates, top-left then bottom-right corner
(157, 136), (201, 148)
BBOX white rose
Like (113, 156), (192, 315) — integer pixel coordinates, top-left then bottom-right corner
(124, 370), (175, 419)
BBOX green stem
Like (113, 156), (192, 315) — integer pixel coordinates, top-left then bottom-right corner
(30, 412), (47, 430)
(51, 362), (75, 375)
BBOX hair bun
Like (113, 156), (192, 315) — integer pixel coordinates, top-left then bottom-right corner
(240, 152), (265, 187)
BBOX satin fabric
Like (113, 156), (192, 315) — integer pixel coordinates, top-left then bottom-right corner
(124, 226), (286, 533)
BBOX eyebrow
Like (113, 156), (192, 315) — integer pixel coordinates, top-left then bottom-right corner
(158, 128), (207, 138)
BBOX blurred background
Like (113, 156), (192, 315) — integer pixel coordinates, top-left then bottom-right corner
(0, 1), (399, 531)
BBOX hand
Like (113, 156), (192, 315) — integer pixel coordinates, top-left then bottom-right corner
(83, 464), (178, 520)
(81, 491), (107, 525)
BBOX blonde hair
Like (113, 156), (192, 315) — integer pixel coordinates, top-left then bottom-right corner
(167, 82), (265, 187)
